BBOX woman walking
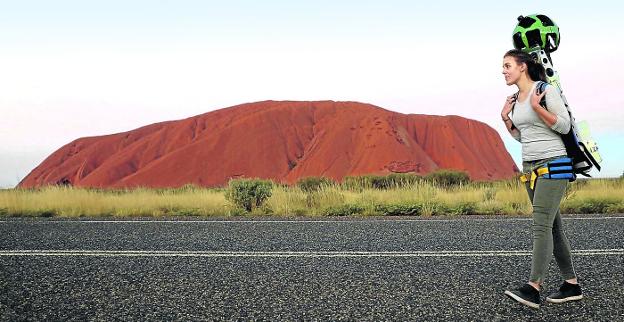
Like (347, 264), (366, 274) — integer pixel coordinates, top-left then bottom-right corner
(500, 49), (583, 309)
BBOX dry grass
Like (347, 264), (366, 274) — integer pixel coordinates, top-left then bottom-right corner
(0, 186), (229, 217)
(1, 178), (622, 217)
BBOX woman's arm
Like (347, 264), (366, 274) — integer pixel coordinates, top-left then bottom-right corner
(502, 117), (521, 142)
(531, 85), (571, 134)
(501, 95), (521, 142)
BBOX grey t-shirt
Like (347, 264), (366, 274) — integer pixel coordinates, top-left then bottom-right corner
(509, 81), (571, 161)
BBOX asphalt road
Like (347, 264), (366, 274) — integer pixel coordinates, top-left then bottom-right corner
(1, 215), (623, 321)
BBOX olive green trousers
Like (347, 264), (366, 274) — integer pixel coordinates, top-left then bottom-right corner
(522, 155), (577, 283)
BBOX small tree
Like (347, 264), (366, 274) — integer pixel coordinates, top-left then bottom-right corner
(225, 178), (273, 212)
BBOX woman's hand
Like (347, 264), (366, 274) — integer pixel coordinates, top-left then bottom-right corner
(530, 87), (547, 110)
(530, 86), (559, 127)
(501, 95), (515, 119)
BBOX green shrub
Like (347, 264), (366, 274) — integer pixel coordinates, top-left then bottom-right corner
(606, 202), (624, 214)
(225, 178), (273, 212)
(417, 202), (451, 216)
(478, 203), (506, 215)
(340, 174), (378, 190)
(450, 201), (478, 215)
(425, 169), (470, 188)
(8, 209), (57, 217)
(324, 204), (364, 216)
(227, 206), (248, 216)
(161, 206), (210, 217)
(372, 175), (395, 189)
(176, 208), (203, 217)
(577, 199), (619, 214)
(297, 176), (335, 192)
(374, 203), (422, 216)
(431, 203), (452, 216)
(341, 173), (422, 191)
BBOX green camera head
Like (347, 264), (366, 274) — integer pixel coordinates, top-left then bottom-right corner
(512, 14), (560, 53)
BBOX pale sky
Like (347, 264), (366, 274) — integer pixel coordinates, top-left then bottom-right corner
(1, 1), (623, 188)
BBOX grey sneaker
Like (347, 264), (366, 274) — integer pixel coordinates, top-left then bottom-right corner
(505, 283), (540, 309)
(546, 281), (583, 303)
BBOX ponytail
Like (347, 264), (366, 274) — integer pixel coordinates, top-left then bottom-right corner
(504, 49), (547, 82)
(527, 59), (547, 82)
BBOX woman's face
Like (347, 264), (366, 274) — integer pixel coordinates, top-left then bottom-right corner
(502, 56), (525, 86)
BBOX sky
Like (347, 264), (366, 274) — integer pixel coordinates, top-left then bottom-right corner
(1, 0), (623, 188)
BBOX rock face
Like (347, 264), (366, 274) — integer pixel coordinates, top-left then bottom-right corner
(18, 101), (519, 188)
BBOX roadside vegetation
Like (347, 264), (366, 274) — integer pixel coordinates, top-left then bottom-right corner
(1, 170), (623, 218)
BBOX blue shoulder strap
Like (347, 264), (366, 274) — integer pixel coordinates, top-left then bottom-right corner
(536, 80), (548, 93)
(536, 81), (548, 110)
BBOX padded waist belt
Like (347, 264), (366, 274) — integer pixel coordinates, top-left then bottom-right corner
(519, 157), (576, 190)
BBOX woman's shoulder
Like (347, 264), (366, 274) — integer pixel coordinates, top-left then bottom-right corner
(542, 82), (561, 95)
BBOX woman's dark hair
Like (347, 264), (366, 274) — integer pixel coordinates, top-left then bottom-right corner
(504, 49), (547, 82)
